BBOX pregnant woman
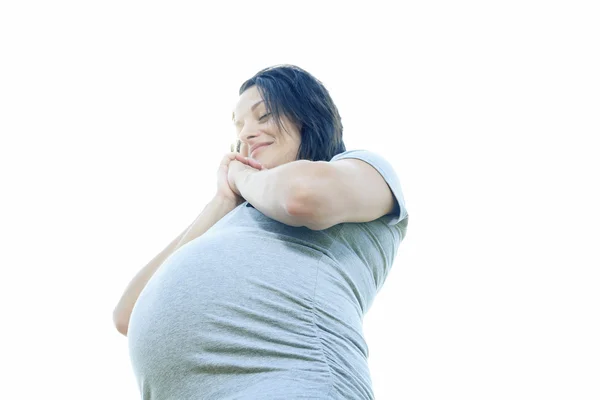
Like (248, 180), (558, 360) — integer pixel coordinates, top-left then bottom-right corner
(113, 64), (409, 399)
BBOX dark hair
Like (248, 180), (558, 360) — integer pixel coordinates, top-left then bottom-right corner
(236, 64), (345, 162)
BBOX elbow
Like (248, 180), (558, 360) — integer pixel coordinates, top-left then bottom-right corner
(285, 182), (329, 231)
(303, 217), (332, 231)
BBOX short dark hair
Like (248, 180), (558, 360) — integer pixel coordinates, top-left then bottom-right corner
(236, 64), (345, 162)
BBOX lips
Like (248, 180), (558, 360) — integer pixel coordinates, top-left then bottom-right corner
(250, 143), (272, 157)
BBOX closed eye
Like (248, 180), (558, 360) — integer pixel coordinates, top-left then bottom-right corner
(259, 113), (272, 121)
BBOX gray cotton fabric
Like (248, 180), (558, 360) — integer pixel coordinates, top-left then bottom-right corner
(127, 149), (409, 399)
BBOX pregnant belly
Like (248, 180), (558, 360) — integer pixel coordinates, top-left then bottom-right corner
(127, 232), (328, 382)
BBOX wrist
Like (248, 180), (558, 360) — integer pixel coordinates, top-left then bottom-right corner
(212, 194), (242, 210)
(235, 167), (255, 194)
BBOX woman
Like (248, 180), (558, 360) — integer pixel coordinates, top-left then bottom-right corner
(119, 65), (409, 399)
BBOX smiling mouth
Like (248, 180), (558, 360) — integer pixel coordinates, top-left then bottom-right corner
(251, 143), (271, 157)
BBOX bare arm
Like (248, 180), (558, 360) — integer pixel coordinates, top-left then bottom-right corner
(233, 159), (321, 228)
(112, 196), (238, 336)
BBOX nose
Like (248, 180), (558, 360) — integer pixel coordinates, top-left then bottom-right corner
(238, 122), (264, 144)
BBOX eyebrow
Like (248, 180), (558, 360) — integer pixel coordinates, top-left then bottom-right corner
(233, 100), (264, 125)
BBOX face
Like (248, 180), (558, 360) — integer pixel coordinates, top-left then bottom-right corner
(233, 85), (301, 169)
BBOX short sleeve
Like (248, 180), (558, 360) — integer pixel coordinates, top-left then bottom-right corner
(330, 149), (409, 227)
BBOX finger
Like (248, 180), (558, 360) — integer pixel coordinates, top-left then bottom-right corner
(238, 155), (263, 169)
(248, 158), (264, 170)
(221, 154), (235, 168)
(224, 152), (242, 167)
(234, 154), (263, 170)
(229, 152), (264, 170)
(234, 154), (248, 164)
(235, 154), (259, 167)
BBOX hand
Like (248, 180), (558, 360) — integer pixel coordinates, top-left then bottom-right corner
(216, 152), (253, 205)
(227, 156), (267, 196)
(216, 153), (267, 205)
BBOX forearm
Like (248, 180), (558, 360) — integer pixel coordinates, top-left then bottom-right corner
(112, 196), (238, 336)
(175, 196), (239, 248)
(235, 159), (319, 227)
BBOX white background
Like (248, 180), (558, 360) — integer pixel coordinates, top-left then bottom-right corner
(1, 1), (598, 399)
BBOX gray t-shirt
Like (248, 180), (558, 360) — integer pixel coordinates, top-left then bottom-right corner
(128, 149), (409, 399)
